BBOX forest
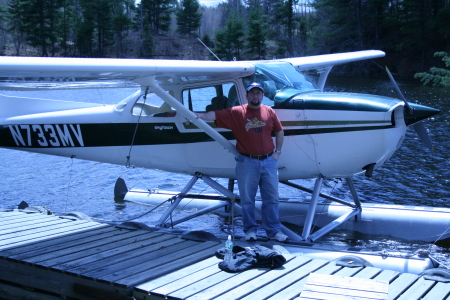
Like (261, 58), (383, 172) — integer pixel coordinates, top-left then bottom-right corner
(0, 0), (449, 78)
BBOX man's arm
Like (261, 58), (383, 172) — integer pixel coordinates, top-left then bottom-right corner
(273, 129), (284, 160)
(195, 111), (216, 121)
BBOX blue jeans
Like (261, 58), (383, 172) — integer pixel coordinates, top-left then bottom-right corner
(235, 154), (281, 237)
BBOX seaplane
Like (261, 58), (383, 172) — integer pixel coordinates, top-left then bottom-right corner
(0, 50), (444, 257)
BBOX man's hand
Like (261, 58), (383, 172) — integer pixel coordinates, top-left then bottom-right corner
(195, 111), (216, 121)
(273, 151), (280, 160)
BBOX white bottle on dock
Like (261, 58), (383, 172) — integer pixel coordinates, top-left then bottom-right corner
(224, 235), (233, 262)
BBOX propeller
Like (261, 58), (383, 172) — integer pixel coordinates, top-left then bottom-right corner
(385, 66), (434, 151)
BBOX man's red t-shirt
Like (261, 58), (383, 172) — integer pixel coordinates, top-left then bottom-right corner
(215, 104), (283, 155)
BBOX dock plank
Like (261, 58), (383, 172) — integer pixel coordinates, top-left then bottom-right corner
(65, 234), (180, 275)
(212, 256), (310, 300)
(396, 276), (435, 300)
(0, 221), (107, 250)
(1, 225), (117, 260)
(0, 211), (52, 222)
(176, 256), (300, 300)
(24, 229), (148, 266)
(352, 266), (383, 279)
(170, 269), (236, 299)
(0, 217), (72, 238)
(61, 232), (172, 273)
(80, 236), (187, 279)
(134, 256), (220, 296)
(239, 256), (323, 300)
(373, 269), (400, 283)
(65, 235), (183, 278)
(160, 264), (232, 299)
(388, 273), (419, 300)
(266, 261), (342, 300)
(422, 281), (450, 299)
(333, 265), (363, 277)
(298, 273), (388, 300)
(112, 241), (220, 287)
(0, 215), (61, 230)
(184, 265), (270, 300)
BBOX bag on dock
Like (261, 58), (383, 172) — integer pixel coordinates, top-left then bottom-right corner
(215, 245), (286, 273)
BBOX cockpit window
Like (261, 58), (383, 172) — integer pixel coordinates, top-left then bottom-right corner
(131, 92), (175, 117)
(115, 90), (141, 112)
(182, 83), (238, 112)
(243, 62), (318, 105)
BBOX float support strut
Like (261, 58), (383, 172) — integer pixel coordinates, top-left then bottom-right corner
(155, 175), (199, 227)
(302, 176), (323, 240)
(294, 176), (362, 242)
(155, 173), (236, 228)
(346, 177), (362, 209)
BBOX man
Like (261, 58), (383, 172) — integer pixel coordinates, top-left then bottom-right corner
(196, 82), (287, 242)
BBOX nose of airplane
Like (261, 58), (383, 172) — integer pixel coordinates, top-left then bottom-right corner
(404, 103), (440, 126)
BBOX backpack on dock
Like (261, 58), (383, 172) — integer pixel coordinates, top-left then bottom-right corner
(215, 245), (286, 273)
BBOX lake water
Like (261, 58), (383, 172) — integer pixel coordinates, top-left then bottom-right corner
(1, 76), (449, 259)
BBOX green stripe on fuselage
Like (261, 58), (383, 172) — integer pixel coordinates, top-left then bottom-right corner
(0, 121), (394, 148)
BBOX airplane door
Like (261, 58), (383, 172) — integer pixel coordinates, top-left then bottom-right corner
(177, 83), (239, 170)
(276, 107), (320, 179)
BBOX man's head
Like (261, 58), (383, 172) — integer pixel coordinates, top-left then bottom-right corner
(246, 82), (264, 108)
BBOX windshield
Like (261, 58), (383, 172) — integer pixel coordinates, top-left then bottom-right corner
(243, 62), (318, 105)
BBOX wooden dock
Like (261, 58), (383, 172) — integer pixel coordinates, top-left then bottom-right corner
(1, 210), (450, 300)
(0, 210), (219, 299)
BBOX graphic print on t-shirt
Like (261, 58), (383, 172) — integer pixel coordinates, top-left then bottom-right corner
(245, 116), (266, 132)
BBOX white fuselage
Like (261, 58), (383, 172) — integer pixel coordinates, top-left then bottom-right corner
(1, 89), (406, 180)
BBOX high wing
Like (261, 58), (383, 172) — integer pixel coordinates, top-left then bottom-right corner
(281, 50), (385, 71)
(280, 50), (385, 91)
(0, 57), (255, 90)
(0, 50), (384, 91)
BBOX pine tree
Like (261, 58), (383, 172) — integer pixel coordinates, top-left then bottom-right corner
(95, 0), (114, 57)
(133, 1), (153, 57)
(76, 0), (96, 56)
(6, 0), (26, 55)
(214, 28), (229, 59)
(139, 0), (174, 35)
(59, 0), (77, 56)
(201, 34), (214, 48)
(415, 52), (450, 87)
(76, 0), (115, 57)
(14, 0), (64, 56)
(176, 0), (202, 37)
(111, 0), (133, 57)
(246, 6), (266, 59)
(214, 11), (244, 60)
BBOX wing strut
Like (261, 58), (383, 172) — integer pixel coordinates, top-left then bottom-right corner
(317, 67), (333, 92)
(282, 177), (362, 242)
(137, 76), (239, 157)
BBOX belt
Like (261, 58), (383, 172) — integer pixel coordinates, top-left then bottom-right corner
(240, 151), (273, 160)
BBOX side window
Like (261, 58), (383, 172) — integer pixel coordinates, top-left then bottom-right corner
(182, 83), (238, 112)
(131, 92), (175, 117)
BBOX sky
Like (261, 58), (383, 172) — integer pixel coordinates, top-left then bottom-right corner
(136, 0), (223, 7)
(198, 0), (223, 6)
